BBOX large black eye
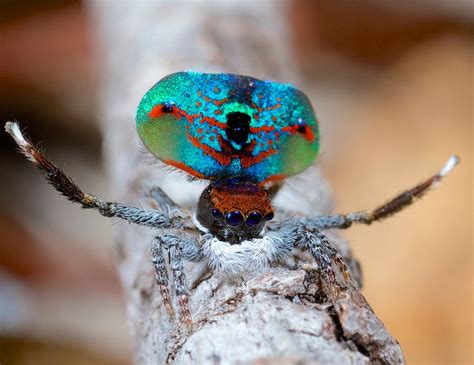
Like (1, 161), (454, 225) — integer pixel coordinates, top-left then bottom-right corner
(226, 112), (250, 145)
(225, 210), (244, 226)
(246, 211), (262, 227)
(211, 208), (223, 219)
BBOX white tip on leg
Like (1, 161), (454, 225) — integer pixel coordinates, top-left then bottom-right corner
(439, 155), (460, 177)
(5, 121), (28, 148)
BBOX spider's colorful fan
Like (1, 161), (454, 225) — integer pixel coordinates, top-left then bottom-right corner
(136, 72), (319, 183)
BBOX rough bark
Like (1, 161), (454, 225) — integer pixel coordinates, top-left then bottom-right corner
(88, 1), (404, 364)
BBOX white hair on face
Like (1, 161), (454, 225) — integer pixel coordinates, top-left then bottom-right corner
(201, 231), (293, 274)
(201, 237), (247, 274)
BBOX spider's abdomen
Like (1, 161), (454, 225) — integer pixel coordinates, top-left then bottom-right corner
(136, 72), (319, 183)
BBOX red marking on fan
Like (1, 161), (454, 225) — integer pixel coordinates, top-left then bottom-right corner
(261, 174), (288, 185)
(281, 125), (315, 142)
(241, 147), (277, 168)
(164, 160), (205, 179)
(187, 133), (232, 166)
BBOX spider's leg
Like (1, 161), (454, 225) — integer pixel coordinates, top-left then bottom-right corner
(5, 122), (185, 230)
(299, 155), (459, 229)
(294, 225), (352, 300)
(161, 234), (193, 331)
(333, 254), (352, 285)
(151, 237), (175, 318)
(147, 186), (195, 230)
(148, 186), (181, 211)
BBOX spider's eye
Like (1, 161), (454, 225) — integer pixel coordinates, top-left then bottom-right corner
(246, 211), (262, 227)
(161, 103), (174, 113)
(264, 212), (274, 221)
(225, 210), (244, 226)
(211, 208), (223, 218)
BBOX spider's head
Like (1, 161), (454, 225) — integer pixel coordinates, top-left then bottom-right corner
(195, 180), (274, 245)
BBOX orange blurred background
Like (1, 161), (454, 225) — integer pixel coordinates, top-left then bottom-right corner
(0, 1), (472, 364)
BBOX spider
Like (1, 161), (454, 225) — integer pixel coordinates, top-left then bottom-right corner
(5, 72), (458, 331)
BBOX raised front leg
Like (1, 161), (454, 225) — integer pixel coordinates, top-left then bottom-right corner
(5, 122), (186, 230)
(294, 155), (459, 230)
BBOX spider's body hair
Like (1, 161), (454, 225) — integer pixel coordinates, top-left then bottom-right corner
(199, 230), (294, 274)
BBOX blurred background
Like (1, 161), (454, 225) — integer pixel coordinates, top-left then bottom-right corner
(0, 1), (471, 364)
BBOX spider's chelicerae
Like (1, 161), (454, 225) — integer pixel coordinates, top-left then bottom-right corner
(5, 72), (458, 330)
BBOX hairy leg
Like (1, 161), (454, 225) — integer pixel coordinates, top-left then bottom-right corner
(293, 225), (353, 300)
(151, 237), (175, 318)
(160, 234), (193, 331)
(147, 186), (195, 230)
(293, 155), (459, 229)
(5, 122), (186, 229)
(148, 186), (182, 211)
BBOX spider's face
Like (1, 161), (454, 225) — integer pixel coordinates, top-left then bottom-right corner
(195, 181), (274, 244)
(136, 72), (319, 183)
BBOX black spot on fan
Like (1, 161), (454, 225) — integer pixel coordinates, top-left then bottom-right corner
(226, 112), (250, 145)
